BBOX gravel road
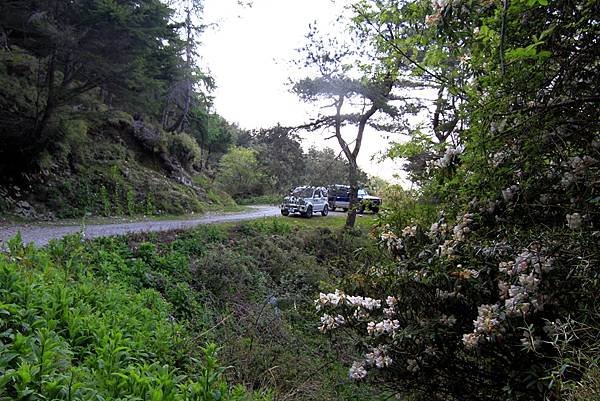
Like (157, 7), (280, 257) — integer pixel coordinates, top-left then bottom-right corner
(0, 205), (284, 247)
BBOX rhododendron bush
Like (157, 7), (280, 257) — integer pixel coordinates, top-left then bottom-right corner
(316, 0), (600, 399)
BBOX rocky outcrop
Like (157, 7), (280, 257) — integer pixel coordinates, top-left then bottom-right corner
(132, 120), (164, 152)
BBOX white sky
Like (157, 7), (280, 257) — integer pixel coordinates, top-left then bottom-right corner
(199, 0), (412, 185)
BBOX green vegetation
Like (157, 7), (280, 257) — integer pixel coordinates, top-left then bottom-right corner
(0, 0), (376, 220)
(214, 128), (372, 205)
(1, 0), (598, 399)
(306, 0), (600, 400)
(0, 1), (244, 219)
(0, 233), (269, 401)
(1, 219), (388, 400)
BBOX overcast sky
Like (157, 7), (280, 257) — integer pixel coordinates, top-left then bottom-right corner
(199, 0), (411, 184)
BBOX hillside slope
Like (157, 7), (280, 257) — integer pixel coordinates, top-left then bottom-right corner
(0, 47), (232, 220)
(0, 111), (229, 219)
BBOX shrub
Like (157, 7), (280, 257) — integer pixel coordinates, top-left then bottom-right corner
(215, 147), (268, 200)
(168, 132), (202, 170)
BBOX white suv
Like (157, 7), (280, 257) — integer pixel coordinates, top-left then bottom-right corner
(280, 186), (329, 218)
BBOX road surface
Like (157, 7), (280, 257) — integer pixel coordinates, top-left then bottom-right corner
(0, 205), (286, 247)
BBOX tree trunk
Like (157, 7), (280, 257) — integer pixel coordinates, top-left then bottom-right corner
(33, 52), (58, 147)
(345, 159), (359, 228)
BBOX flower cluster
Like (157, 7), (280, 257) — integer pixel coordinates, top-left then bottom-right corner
(428, 221), (449, 238)
(402, 225), (418, 237)
(462, 304), (506, 348)
(439, 314), (457, 326)
(383, 296), (397, 317)
(565, 212), (582, 229)
(367, 319), (400, 337)
(348, 345), (394, 381)
(315, 291), (400, 380)
(425, 12), (441, 26)
(315, 289), (382, 324)
(318, 314), (346, 333)
(365, 345), (393, 368)
(347, 295), (382, 311)
(427, 146), (464, 170)
(560, 155), (597, 188)
(498, 249), (552, 318)
(348, 361), (368, 380)
(425, 0), (448, 26)
(464, 247), (554, 348)
(436, 213), (474, 259)
(380, 229), (404, 252)
(453, 213), (473, 241)
(502, 185), (519, 202)
(314, 289), (345, 311)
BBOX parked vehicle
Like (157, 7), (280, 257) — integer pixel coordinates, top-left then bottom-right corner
(327, 185), (382, 213)
(280, 186), (329, 218)
(327, 185), (351, 212)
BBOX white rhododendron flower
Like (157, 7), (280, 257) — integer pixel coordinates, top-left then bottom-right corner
(367, 319), (400, 336)
(365, 345), (393, 368)
(407, 358), (420, 373)
(462, 332), (479, 348)
(566, 213), (582, 229)
(346, 295), (382, 310)
(429, 146), (464, 169)
(402, 225), (418, 237)
(348, 361), (367, 380)
(318, 314), (346, 333)
(315, 289), (346, 310)
(502, 185), (519, 202)
(439, 314), (457, 326)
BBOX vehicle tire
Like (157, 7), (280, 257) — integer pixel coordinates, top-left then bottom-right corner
(304, 206), (313, 218)
(321, 205), (329, 216)
(342, 208), (348, 212)
(358, 204), (365, 214)
(371, 206), (379, 214)
(328, 202), (335, 211)
(281, 209), (289, 216)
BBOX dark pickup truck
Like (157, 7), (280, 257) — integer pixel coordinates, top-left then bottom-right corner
(327, 185), (381, 213)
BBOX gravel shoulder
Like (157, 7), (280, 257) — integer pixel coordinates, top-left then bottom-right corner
(0, 205), (282, 247)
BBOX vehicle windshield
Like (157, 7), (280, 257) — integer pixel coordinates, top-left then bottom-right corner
(358, 189), (368, 196)
(291, 187), (313, 198)
(330, 186), (349, 196)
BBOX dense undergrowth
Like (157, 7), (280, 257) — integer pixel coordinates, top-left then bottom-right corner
(307, 0), (600, 399)
(0, 219), (392, 400)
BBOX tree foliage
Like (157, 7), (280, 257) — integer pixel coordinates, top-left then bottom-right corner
(302, 146), (368, 187)
(314, 0), (600, 399)
(292, 21), (418, 227)
(0, 0), (180, 162)
(218, 125), (371, 200)
(0, 0), (226, 183)
(215, 146), (267, 200)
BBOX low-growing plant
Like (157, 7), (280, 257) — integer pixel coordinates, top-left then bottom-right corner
(145, 192), (155, 215)
(126, 185), (136, 215)
(0, 234), (269, 401)
(99, 185), (110, 217)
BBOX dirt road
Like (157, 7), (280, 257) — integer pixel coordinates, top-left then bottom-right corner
(0, 205), (284, 247)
